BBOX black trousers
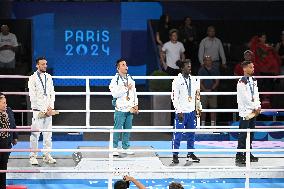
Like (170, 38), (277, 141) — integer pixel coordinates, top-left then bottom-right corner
(237, 117), (256, 152)
(0, 139), (9, 189)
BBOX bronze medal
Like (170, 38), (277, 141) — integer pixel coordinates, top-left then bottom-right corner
(126, 96), (130, 101)
(188, 96), (192, 102)
(252, 98), (254, 102)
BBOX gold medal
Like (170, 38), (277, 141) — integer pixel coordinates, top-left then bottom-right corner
(126, 96), (130, 101)
(188, 96), (192, 102)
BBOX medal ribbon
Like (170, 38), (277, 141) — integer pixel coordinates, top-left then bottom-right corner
(119, 74), (129, 98)
(183, 75), (191, 98)
(247, 77), (254, 101)
(37, 71), (47, 96)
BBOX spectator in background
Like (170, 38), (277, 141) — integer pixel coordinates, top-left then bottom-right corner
(275, 30), (284, 75)
(0, 25), (18, 69)
(179, 17), (197, 44)
(161, 29), (185, 76)
(249, 33), (281, 108)
(179, 16), (199, 75)
(0, 93), (18, 189)
(114, 175), (146, 189)
(234, 50), (258, 76)
(169, 182), (184, 189)
(198, 56), (219, 127)
(156, 14), (171, 52)
(198, 26), (227, 71)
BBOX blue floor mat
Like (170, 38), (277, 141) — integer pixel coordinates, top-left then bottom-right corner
(11, 141), (284, 156)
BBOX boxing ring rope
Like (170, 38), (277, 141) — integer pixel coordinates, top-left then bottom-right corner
(14, 125), (284, 129)
(1, 75), (284, 189)
(4, 91), (284, 96)
(1, 128), (284, 189)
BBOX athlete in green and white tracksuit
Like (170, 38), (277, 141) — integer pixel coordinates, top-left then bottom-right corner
(109, 59), (138, 155)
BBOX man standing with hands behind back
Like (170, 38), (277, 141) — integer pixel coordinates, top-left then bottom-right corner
(109, 59), (139, 156)
(28, 57), (56, 165)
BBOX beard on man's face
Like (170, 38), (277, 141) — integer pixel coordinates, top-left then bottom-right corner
(121, 68), (128, 74)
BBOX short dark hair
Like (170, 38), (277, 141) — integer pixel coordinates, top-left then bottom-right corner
(36, 57), (46, 64)
(183, 16), (191, 23)
(257, 32), (266, 38)
(207, 25), (215, 31)
(0, 92), (5, 100)
(176, 59), (190, 69)
(116, 58), (126, 68)
(241, 60), (252, 67)
(169, 182), (184, 189)
(114, 180), (128, 189)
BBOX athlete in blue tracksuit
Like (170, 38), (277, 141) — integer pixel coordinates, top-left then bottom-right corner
(171, 60), (202, 164)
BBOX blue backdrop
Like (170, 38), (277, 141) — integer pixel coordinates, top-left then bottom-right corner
(11, 2), (162, 86)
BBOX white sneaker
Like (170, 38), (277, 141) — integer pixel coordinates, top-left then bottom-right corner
(113, 148), (119, 156)
(43, 154), (56, 164)
(29, 156), (39, 165)
(123, 149), (135, 155)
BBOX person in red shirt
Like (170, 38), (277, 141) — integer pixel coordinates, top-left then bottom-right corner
(249, 33), (281, 108)
(234, 50), (257, 76)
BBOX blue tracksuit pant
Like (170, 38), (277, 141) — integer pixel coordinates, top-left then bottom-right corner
(172, 111), (196, 155)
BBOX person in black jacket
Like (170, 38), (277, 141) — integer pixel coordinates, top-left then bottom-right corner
(0, 92), (18, 189)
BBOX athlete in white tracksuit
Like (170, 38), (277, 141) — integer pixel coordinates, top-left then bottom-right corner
(236, 60), (261, 165)
(28, 57), (56, 165)
(109, 59), (139, 156)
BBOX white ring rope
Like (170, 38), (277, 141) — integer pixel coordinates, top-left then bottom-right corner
(1, 168), (284, 173)
(1, 148), (284, 153)
(3, 91), (284, 96)
(1, 74), (284, 188)
(1, 75), (284, 79)
(14, 125), (284, 129)
(1, 128), (284, 133)
(10, 109), (284, 113)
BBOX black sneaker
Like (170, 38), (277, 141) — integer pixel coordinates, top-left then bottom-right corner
(172, 154), (179, 164)
(250, 154), (259, 162)
(235, 153), (246, 166)
(187, 153), (200, 162)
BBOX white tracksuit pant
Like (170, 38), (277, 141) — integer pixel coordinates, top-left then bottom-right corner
(30, 111), (52, 157)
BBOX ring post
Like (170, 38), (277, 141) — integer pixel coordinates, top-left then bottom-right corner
(245, 130), (251, 189)
(86, 78), (90, 128)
